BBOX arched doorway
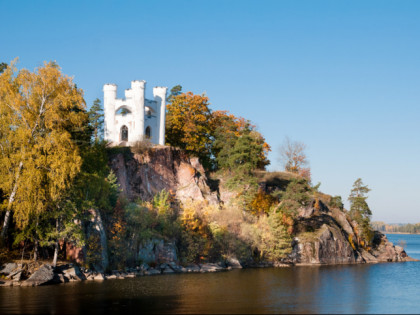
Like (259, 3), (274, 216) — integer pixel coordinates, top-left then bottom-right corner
(145, 126), (151, 139)
(120, 125), (128, 141)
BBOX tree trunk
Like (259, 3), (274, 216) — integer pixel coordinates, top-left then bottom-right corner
(52, 240), (59, 267)
(20, 241), (26, 264)
(34, 239), (39, 262)
(52, 218), (59, 267)
(91, 209), (109, 272)
(33, 217), (39, 262)
(1, 161), (23, 240)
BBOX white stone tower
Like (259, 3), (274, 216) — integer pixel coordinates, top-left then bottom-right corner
(103, 80), (167, 146)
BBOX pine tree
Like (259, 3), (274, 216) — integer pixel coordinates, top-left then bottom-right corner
(0, 62), (7, 74)
(88, 98), (104, 141)
(348, 178), (373, 246)
(167, 85), (182, 103)
(348, 178), (372, 220)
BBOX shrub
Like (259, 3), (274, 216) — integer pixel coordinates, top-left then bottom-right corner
(131, 139), (152, 155)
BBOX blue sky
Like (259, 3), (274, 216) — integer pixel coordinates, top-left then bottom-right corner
(2, 0), (420, 223)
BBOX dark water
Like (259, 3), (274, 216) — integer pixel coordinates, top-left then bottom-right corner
(1, 234), (420, 314)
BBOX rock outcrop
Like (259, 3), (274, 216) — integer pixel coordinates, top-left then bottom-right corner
(109, 146), (218, 204)
(137, 239), (178, 264)
(22, 264), (57, 287)
(290, 200), (415, 265)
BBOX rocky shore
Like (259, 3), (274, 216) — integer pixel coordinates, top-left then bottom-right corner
(0, 261), (245, 287)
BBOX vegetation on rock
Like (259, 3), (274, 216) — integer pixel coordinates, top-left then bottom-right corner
(0, 61), (383, 272)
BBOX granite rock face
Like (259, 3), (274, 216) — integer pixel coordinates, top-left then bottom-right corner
(138, 239), (178, 264)
(109, 146), (218, 205)
(290, 200), (415, 264)
(22, 264), (57, 286)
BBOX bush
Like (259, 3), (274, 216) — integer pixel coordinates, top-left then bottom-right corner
(131, 139), (152, 155)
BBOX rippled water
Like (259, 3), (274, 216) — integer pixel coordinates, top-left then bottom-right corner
(1, 233), (420, 314)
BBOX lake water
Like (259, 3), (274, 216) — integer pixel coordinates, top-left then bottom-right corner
(1, 233), (420, 314)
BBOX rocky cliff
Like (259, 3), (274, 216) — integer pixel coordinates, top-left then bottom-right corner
(109, 146), (218, 204)
(290, 199), (415, 265)
(109, 146), (415, 267)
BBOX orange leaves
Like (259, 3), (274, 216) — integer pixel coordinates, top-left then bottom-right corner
(250, 188), (275, 215)
(166, 92), (213, 167)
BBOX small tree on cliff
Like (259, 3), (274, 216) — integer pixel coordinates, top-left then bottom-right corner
(212, 110), (270, 172)
(88, 98), (104, 141)
(348, 178), (373, 245)
(279, 137), (310, 182)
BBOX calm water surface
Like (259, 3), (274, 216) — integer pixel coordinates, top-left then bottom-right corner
(1, 233), (419, 314)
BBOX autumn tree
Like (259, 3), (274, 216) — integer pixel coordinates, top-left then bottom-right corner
(88, 98), (104, 141)
(279, 137), (310, 182)
(166, 92), (213, 168)
(212, 110), (270, 171)
(0, 60), (88, 247)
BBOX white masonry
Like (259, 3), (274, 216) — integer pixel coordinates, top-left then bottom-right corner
(103, 80), (167, 146)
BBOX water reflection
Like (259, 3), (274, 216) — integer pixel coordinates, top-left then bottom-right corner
(1, 234), (420, 314)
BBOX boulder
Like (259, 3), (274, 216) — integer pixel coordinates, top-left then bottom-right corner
(162, 267), (175, 274)
(200, 263), (224, 273)
(23, 264), (56, 286)
(8, 270), (22, 282)
(185, 264), (201, 273)
(63, 266), (86, 281)
(93, 273), (106, 280)
(144, 268), (161, 276)
(0, 263), (18, 276)
(226, 257), (242, 269)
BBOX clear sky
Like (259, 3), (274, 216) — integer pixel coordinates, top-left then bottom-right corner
(2, 0), (419, 223)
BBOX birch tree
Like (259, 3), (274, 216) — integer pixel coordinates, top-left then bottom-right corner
(0, 60), (87, 243)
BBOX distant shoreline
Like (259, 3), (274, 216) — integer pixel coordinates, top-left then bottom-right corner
(384, 232), (419, 235)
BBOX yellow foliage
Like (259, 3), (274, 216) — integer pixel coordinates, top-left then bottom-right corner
(250, 189), (275, 215)
(348, 235), (356, 250)
(0, 59), (88, 229)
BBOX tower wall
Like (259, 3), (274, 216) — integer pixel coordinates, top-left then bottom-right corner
(131, 80), (146, 141)
(103, 80), (166, 146)
(153, 87), (168, 145)
(103, 84), (117, 142)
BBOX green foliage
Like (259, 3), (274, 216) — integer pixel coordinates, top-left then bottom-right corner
(226, 126), (264, 175)
(348, 178), (372, 220)
(167, 85), (182, 103)
(265, 210), (293, 260)
(88, 98), (104, 141)
(329, 195), (344, 210)
(0, 62), (7, 74)
(348, 178), (373, 245)
(278, 178), (312, 216)
(85, 233), (102, 268)
(212, 111), (270, 172)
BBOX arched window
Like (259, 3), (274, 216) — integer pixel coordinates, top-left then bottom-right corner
(121, 125), (128, 141)
(145, 126), (151, 139)
(146, 108), (152, 119)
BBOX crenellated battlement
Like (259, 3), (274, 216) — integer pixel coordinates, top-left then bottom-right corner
(103, 80), (167, 146)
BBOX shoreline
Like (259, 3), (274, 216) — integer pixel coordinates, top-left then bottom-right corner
(384, 232), (420, 235)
